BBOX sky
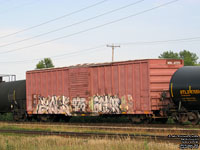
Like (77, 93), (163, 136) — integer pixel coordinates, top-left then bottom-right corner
(0, 0), (200, 80)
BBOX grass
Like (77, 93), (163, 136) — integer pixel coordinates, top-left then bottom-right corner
(0, 125), (51, 132)
(0, 122), (198, 136)
(0, 134), (179, 150)
(0, 113), (13, 121)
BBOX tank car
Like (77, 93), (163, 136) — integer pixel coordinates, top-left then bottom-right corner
(170, 66), (200, 124)
(0, 80), (26, 120)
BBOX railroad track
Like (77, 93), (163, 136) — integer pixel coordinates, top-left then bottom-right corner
(0, 121), (200, 135)
(74, 126), (200, 135)
(0, 122), (200, 136)
(1, 121), (199, 128)
(0, 129), (193, 144)
(0, 122), (199, 146)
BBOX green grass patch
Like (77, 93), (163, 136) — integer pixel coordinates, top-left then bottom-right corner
(0, 113), (13, 121)
(0, 126), (51, 132)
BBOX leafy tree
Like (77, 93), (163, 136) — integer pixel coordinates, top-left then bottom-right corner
(159, 50), (199, 66)
(158, 51), (179, 59)
(36, 58), (54, 69)
(179, 50), (199, 66)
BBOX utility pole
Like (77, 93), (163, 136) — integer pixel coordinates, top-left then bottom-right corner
(107, 44), (120, 62)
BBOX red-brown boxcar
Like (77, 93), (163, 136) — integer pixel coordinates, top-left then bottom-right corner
(26, 59), (183, 121)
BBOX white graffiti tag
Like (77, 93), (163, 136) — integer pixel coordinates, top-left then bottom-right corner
(93, 95), (121, 114)
(72, 97), (86, 112)
(35, 95), (71, 115)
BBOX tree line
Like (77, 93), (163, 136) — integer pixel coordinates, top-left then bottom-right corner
(159, 50), (199, 66)
(36, 50), (199, 69)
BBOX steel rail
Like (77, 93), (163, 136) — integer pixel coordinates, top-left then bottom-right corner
(1, 124), (199, 135)
(0, 121), (199, 128)
(0, 129), (186, 144)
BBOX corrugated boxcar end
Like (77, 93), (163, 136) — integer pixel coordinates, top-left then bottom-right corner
(26, 59), (184, 118)
(148, 59), (184, 117)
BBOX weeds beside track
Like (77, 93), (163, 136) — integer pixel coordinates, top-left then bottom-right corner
(0, 129), (185, 144)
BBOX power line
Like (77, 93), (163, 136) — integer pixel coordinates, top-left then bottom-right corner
(119, 37), (200, 45)
(0, 0), (108, 39)
(0, 45), (105, 63)
(0, 0), (179, 55)
(2, 34), (200, 64)
(0, 0), (145, 48)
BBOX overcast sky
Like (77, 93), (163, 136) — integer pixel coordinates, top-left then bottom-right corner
(0, 0), (200, 80)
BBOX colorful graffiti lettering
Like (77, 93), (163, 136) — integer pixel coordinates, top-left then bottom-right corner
(33, 94), (133, 115)
(92, 95), (121, 114)
(120, 95), (134, 113)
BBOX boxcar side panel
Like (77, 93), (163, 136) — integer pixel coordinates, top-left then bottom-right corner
(134, 63), (141, 112)
(26, 68), (71, 115)
(88, 61), (150, 115)
(140, 62), (150, 112)
(26, 59), (183, 116)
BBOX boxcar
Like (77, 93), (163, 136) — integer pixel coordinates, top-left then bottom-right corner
(26, 59), (183, 122)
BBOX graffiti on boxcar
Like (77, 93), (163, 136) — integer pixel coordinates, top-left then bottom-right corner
(71, 97), (86, 112)
(33, 94), (134, 115)
(89, 94), (134, 114)
(33, 95), (71, 115)
(90, 95), (121, 114)
(120, 95), (134, 113)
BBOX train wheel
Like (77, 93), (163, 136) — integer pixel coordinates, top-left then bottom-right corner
(179, 114), (188, 124)
(188, 112), (199, 125)
(37, 115), (49, 122)
(13, 113), (19, 121)
(13, 112), (26, 121)
(142, 118), (152, 124)
(130, 115), (141, 123)
(171, 113), (179, 123)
